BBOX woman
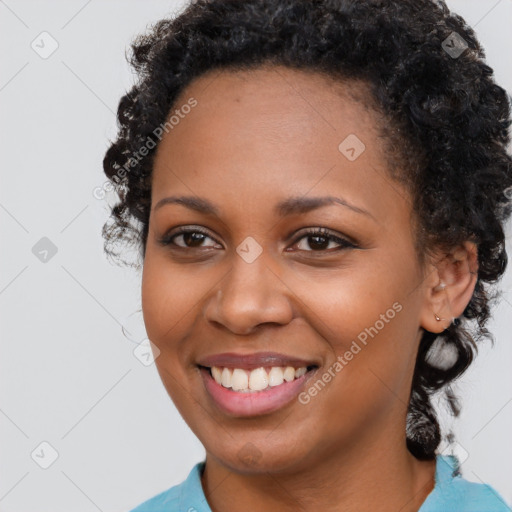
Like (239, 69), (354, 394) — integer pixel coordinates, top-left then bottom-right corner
(102, 0), (512, 510)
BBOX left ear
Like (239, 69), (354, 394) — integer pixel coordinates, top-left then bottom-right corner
(419, 241), (479, 333)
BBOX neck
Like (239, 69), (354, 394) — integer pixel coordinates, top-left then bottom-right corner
(201, 424), (436, 512)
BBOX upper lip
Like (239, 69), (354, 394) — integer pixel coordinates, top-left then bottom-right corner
(197, 351), (319, 370)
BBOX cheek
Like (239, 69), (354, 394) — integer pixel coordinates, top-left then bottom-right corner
(141, 250), (204, 344)
(280, 258), (422, 406)
(141, 252), (206, 413)
(292, 278), (414, 383)
(281, 255), (418, 350)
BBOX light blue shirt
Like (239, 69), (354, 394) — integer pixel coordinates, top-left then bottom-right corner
(129, 454), (510, 511)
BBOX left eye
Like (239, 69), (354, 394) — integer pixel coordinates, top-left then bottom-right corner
(290, 228), (356, 252)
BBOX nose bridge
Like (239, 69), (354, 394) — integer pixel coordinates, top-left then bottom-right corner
(229, 248), (272, 298)
(206, 246), (293, 334)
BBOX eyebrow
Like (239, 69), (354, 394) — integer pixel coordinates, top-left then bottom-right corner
(154, 195), (374, 219)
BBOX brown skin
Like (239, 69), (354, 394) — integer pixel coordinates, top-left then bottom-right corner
(141, 65), (478, 512)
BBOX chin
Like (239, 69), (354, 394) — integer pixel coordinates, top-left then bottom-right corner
(204, 434), (315, 476)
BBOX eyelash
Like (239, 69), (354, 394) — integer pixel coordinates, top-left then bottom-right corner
(157, 226), (357, 254)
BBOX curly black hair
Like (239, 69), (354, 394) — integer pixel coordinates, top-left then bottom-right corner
(102, 0), (512, 460)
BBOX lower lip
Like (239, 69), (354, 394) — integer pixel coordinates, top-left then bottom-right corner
(200, 367), (315, 417)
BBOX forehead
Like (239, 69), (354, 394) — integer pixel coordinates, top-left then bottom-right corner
(179, 64), (375, 105)
(168, 65), (379, 137)
(150, 65), (408, 225)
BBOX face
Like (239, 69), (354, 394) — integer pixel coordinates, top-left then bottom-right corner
(141, 65), (430, 475)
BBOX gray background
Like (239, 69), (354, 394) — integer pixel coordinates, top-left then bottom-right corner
(1, 1), (511, 511)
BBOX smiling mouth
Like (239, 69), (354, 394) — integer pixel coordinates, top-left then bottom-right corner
(201, 365), (318, 393)
(198, 364), (319, 417)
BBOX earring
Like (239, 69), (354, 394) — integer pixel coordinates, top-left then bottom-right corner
(434, 313), (441, 321)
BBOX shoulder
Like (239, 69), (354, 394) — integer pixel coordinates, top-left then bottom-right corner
(420, 455), (510, 512)
(128, 462), (208, 512)
(128, 481), (181, 512)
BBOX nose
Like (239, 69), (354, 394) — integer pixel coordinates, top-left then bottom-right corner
(204, 253), (295, 335)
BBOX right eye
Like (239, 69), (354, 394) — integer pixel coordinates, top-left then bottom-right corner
(158, 226), (223, 249)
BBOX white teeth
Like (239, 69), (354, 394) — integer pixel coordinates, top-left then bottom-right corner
(221, 367), (232, 388)
(283, 366), (296, 382)
(295, 367), (307, 378)
(231, 368), (249, 391)
(210, 365), (309, 392)
(268, 367), (284, 387)
(249, 367), (269, 391)
(211, 366), (222, 385)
